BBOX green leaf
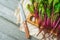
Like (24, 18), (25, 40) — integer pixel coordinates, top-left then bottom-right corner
(38, 3), (43, 8)
(30, 0), (34, 4)
(35, 0), (39, 3)
(27, 4), (34, 13)
(48, 0), (53, 5)
(38, 7), (41, 13)
(41, 7), (45, 20)
(38, 3), (44, 12)
(35, 0), (42, 3)
(53, 0), (59, 6)
(46, 8), (51, 18)
(41, 7), (45, 14)
(54, 3), (60, 13)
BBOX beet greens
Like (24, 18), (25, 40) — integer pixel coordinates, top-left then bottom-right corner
(27, 0), (60, 35)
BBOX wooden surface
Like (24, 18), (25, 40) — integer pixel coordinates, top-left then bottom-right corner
(0, 0), (38, 40)
(0, 16), (38, 40)
(0, 0), (59, 40)
(0, 0), (19, 23)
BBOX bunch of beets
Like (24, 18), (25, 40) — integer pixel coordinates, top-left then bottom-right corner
(27, 0), (60, 36)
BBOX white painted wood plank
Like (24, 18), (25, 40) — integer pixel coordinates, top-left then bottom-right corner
(0, 0), (19, 10)
(0, 17), (38, 40)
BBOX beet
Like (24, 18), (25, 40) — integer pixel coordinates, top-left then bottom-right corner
(42, 18), (47, 27)
(44, 14), (47, 27)
(47, 18), (51, 26)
